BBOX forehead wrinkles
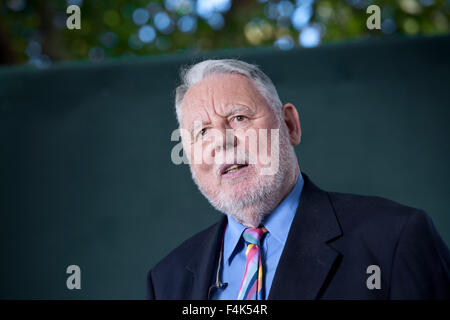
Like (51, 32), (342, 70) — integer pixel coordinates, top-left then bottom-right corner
(182, 87), (218, 129)
(181, 74), (261, 127)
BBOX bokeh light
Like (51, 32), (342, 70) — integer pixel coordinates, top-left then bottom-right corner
(277, 1), (295, 18)
(88, 46), (105, 63)
(100, 32), (119, 49)
(345, 0), (372, 10)
(132, 8), (150, 26)
(299, 24), (321, 48)
(128, 34), (143, 50)
(178, 15), (198, 34)
(154, 11), (174, 34)
(403, 18), (420, 34)
(196, 0), (231, 19)
(165, 0), (194, 15)
(291, 5), (313, 31)
(25, 41), (41, 58)
(420, 0), (435, 6)
(138, 25), (157, 43)
(67, 0), (83, 5)
(1, 0), (448, 67)
(274, 34), (295, 50)
(207, 13), (225, 30)
(6, 0), (26, 12)
(399, 0), (423, 15)
(245, 19), (273, 45)
(382, 19), (397, 35)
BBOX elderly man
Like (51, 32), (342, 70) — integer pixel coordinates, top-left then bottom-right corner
(147, 59), (450, 300)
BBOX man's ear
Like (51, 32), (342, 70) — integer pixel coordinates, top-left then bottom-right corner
(282, 103), (301, 146)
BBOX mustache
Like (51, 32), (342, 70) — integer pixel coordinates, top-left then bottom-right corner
(212, 147), (254, 177)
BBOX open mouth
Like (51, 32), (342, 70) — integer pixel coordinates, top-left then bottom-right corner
(221, 163), (249, 175)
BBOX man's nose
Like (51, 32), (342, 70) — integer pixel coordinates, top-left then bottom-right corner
(211, 127), (237, 159)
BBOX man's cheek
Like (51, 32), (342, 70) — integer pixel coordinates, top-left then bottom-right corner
(196, 163), (215, 179)
(253, 128), (272, 166)
(258, 129), (280, 175)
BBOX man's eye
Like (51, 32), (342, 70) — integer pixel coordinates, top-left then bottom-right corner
(195, 127), (208, 141)
(234, 115), (246, 122)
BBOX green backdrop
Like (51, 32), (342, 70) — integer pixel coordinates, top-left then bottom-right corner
(1, 35), (449, 299)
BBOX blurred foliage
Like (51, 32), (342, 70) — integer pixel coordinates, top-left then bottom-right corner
(0, 0), (449, 67)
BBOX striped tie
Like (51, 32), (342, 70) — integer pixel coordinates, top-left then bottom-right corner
(237, 226), (268, 300)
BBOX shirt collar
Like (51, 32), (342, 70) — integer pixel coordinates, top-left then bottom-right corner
(223, 214), (247, 266)
(223, 173), (304, 265)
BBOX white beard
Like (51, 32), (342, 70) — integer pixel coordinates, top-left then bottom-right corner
(190, 125), (298, 227)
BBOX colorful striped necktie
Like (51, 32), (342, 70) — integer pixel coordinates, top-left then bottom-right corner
(237, 226), (268, 300)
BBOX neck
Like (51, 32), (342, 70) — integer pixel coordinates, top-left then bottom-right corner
(237, 163), (300, 228)
(271, 164), (300, 211)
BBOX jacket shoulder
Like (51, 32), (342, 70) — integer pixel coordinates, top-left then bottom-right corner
(327, 190), (425, 229)
(319, 187), (449, 299)
(325, 190), (431, 255)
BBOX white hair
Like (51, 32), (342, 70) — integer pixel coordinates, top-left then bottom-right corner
(175, 59), (283, 124)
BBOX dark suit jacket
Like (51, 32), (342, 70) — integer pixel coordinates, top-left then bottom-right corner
(147, 173), (450, 299)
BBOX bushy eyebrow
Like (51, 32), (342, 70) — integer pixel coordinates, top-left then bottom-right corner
(188, 105), (255, 139)
(189, 120), (207, 140)
(225, 105), (254, 118)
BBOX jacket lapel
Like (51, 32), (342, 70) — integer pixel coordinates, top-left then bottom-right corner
(268, 172), (343, 299)
(185, 216), (227, 299)
(183, 173), (342, 300)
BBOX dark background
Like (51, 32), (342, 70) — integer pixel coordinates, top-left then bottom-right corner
(1, 35), (449, 299)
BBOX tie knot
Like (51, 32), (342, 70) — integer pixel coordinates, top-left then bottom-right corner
(242, 226), (268, 246)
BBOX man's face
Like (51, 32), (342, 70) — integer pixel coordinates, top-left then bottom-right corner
(180, 74), (296, 226)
